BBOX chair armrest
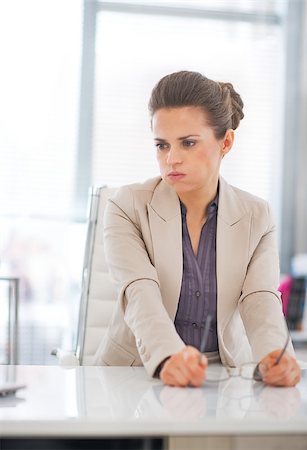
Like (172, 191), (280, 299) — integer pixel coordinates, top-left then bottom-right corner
(51, 348), (80, 366)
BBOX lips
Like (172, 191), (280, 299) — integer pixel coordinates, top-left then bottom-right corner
(167, 171), (186, 182)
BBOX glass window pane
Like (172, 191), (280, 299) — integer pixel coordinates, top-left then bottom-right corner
(0, 0), (84, 364)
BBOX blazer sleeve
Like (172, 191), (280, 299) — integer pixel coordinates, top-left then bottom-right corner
(238, 202), (295, 360)
(103, 186), (185, 376)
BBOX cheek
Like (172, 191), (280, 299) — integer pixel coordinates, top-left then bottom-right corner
(195, 147), (221, 165)
(193, 152), (211, 167)
(156, 153), (165, 164)
(156, 154), (166, 171)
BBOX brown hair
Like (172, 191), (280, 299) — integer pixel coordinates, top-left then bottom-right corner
(148, 71), (244, 139)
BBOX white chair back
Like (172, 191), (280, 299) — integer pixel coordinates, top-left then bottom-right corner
(76, 186), (117, 365)
(0, 277), (19, 364)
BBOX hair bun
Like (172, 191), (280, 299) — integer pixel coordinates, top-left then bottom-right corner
(219, 82), (244, 130)
(149, 71), (244, 138)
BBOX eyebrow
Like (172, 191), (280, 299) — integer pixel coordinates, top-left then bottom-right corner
(154, 135), (200, 141)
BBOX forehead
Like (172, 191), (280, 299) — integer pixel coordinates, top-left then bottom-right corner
(152, 106), (210, 137)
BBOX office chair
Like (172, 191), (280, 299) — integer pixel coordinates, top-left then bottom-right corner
(53, 186), (118, 366)
(0, 277), (19, 364)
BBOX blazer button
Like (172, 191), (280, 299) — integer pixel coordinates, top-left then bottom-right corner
(143, 353), (150, 362)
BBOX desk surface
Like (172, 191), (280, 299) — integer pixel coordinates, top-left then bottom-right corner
(0, 365), (306, 437)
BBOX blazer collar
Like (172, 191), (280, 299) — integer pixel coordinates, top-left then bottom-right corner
(149, 178), (181, 222)
(218, 177), (247, 226)
(149, 176), (247, 225)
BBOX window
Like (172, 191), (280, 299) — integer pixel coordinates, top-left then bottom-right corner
(0, 0), (84, 363)
(92, 1), (286, 222)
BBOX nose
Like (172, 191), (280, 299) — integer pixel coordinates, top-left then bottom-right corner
(166, 145), (183, 166)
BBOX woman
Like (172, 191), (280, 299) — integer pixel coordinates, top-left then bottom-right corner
(94, 71), (301, 387)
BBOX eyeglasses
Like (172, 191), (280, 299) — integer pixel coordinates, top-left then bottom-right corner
(200, 315), (291, 383)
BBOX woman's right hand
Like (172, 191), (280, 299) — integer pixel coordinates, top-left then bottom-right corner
(160, 346), (208, 387)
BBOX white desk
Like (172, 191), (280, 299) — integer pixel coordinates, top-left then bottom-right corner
(0, 365), (306, 450)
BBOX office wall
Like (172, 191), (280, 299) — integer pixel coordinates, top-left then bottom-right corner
(280, 0), (307, 273)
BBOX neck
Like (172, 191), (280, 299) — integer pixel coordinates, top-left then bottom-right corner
(178, 180), (218, 221)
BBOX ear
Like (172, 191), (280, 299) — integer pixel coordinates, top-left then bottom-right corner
(221, 129), (234, 157)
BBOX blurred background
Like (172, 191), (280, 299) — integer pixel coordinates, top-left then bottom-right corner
(0, 0), (306, 364)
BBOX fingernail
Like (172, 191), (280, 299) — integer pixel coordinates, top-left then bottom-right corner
(201, 355), (207, 365)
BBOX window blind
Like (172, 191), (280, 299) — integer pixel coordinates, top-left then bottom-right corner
(92, 5), (285, 223)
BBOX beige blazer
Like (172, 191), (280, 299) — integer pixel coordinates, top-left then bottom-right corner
(94, 176), (293, 376)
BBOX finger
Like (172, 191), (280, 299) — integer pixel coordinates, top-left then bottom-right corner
(161, 347), (207, 387)
(262, 358), (292, 382)
(263, 361), (301, 387)
(269, 367), (301, 387)
(162, 366), (190, 387)
(162, 357), (206, 387)
(264, 368), (299, 387)
(260, 349), (288, 365)
(200, 354), (208, 367)
(259, 356), (280, 374)
(182, 348), (207, 372)
(283, 368), (301, 387)
(188, 371), (205, 387)
(160, 369), (181, 387)
(259, 351), (292, 377)
(184, 353), (208, 377)
(161, 359), (192, 387)
(263, 367), (292, 386)
(182, 357), (206, 386)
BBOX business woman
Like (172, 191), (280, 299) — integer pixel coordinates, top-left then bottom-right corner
(94, 71), (301, 387)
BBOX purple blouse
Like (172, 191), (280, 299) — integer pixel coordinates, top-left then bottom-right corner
(174, 193), (219, 353)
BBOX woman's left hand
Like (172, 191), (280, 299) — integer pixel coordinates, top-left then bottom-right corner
(259, 350), (301, 387)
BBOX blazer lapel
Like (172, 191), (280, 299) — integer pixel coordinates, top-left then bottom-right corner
(216, 177), (251, 335)
(147, 180), (183, 320)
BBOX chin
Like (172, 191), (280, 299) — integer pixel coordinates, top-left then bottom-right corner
(171, 184), (194, 195)
(161, 176), (195, 193)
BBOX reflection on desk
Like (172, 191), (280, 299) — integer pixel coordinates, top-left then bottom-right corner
(0, 365), (306, 437)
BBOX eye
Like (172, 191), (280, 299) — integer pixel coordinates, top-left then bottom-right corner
(182, 139), (196, 148)
(155, 143), (169, 151)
